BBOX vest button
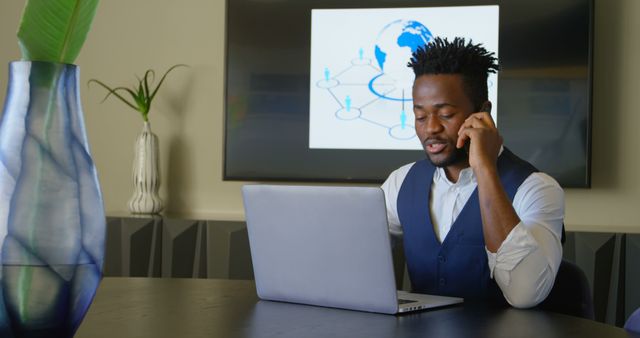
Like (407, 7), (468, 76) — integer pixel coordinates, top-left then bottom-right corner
(438, 255), (446, 263)
(439, 278), (446, 286)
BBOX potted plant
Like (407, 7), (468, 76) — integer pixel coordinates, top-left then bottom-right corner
(88, 64), (186, 214)
(0, 1), (104, 337)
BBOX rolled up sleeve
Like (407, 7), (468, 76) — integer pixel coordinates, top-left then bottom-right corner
(486, 173), (564, 308)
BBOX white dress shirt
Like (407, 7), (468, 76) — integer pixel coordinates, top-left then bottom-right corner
(381, 155), (564, 308)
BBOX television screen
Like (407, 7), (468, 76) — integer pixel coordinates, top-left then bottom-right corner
(224, 0), (593, 187)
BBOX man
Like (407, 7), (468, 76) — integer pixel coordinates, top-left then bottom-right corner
(381, 37), (564, 308)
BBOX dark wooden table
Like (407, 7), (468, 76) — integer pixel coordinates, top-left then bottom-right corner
(74, 277), (638, 338)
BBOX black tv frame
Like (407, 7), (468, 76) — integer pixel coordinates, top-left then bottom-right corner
(223, 0), (594, 188)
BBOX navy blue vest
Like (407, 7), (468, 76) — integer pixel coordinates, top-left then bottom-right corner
(397, 148), (537, 302)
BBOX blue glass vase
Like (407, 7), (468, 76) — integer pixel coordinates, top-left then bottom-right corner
(0, 61), (105, 338)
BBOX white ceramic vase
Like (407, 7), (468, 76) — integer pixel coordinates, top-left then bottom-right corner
(128, 121), (164, 214)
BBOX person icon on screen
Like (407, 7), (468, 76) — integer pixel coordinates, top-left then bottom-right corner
(359, 48), (364, 61)
(345, 95), (352, 112)
(400, 110), (407, 130)
(324, 67), (330, 82)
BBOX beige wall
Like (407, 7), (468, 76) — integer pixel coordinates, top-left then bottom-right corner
(0, 0), (638, 232)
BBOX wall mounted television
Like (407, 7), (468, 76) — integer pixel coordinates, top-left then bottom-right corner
(224, 0), (593, 187)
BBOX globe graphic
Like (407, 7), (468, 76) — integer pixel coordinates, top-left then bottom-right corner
(372, 20), (433, 100)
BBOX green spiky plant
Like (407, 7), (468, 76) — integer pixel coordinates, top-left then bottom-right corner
(88, 64), (186, 122)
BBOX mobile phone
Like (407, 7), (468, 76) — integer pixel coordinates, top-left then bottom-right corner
(464, 139), (471, 154)
(480, 102), (491, 114)
(464, 103), (491, 154)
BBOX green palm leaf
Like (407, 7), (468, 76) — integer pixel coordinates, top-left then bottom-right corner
(18, 0), (100, 64)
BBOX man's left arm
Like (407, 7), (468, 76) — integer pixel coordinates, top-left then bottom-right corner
(457, 112), (564, 308)
(457, 112), (522, 251)
(483, 174), (563, 308)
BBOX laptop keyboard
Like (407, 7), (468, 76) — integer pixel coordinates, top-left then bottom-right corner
(398, 299), (418, 305)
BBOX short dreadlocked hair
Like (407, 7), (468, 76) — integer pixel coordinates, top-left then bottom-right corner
(408, 37), (499, 111)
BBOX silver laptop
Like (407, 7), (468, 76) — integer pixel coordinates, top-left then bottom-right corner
(242, 184), (463, 314)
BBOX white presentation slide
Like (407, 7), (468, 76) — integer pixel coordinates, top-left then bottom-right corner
(309, 6), (499, 150)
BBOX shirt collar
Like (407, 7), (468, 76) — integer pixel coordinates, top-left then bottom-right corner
(433, 146), (504, 186)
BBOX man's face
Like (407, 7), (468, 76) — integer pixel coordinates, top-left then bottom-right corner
(412, 74), (475, 168)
